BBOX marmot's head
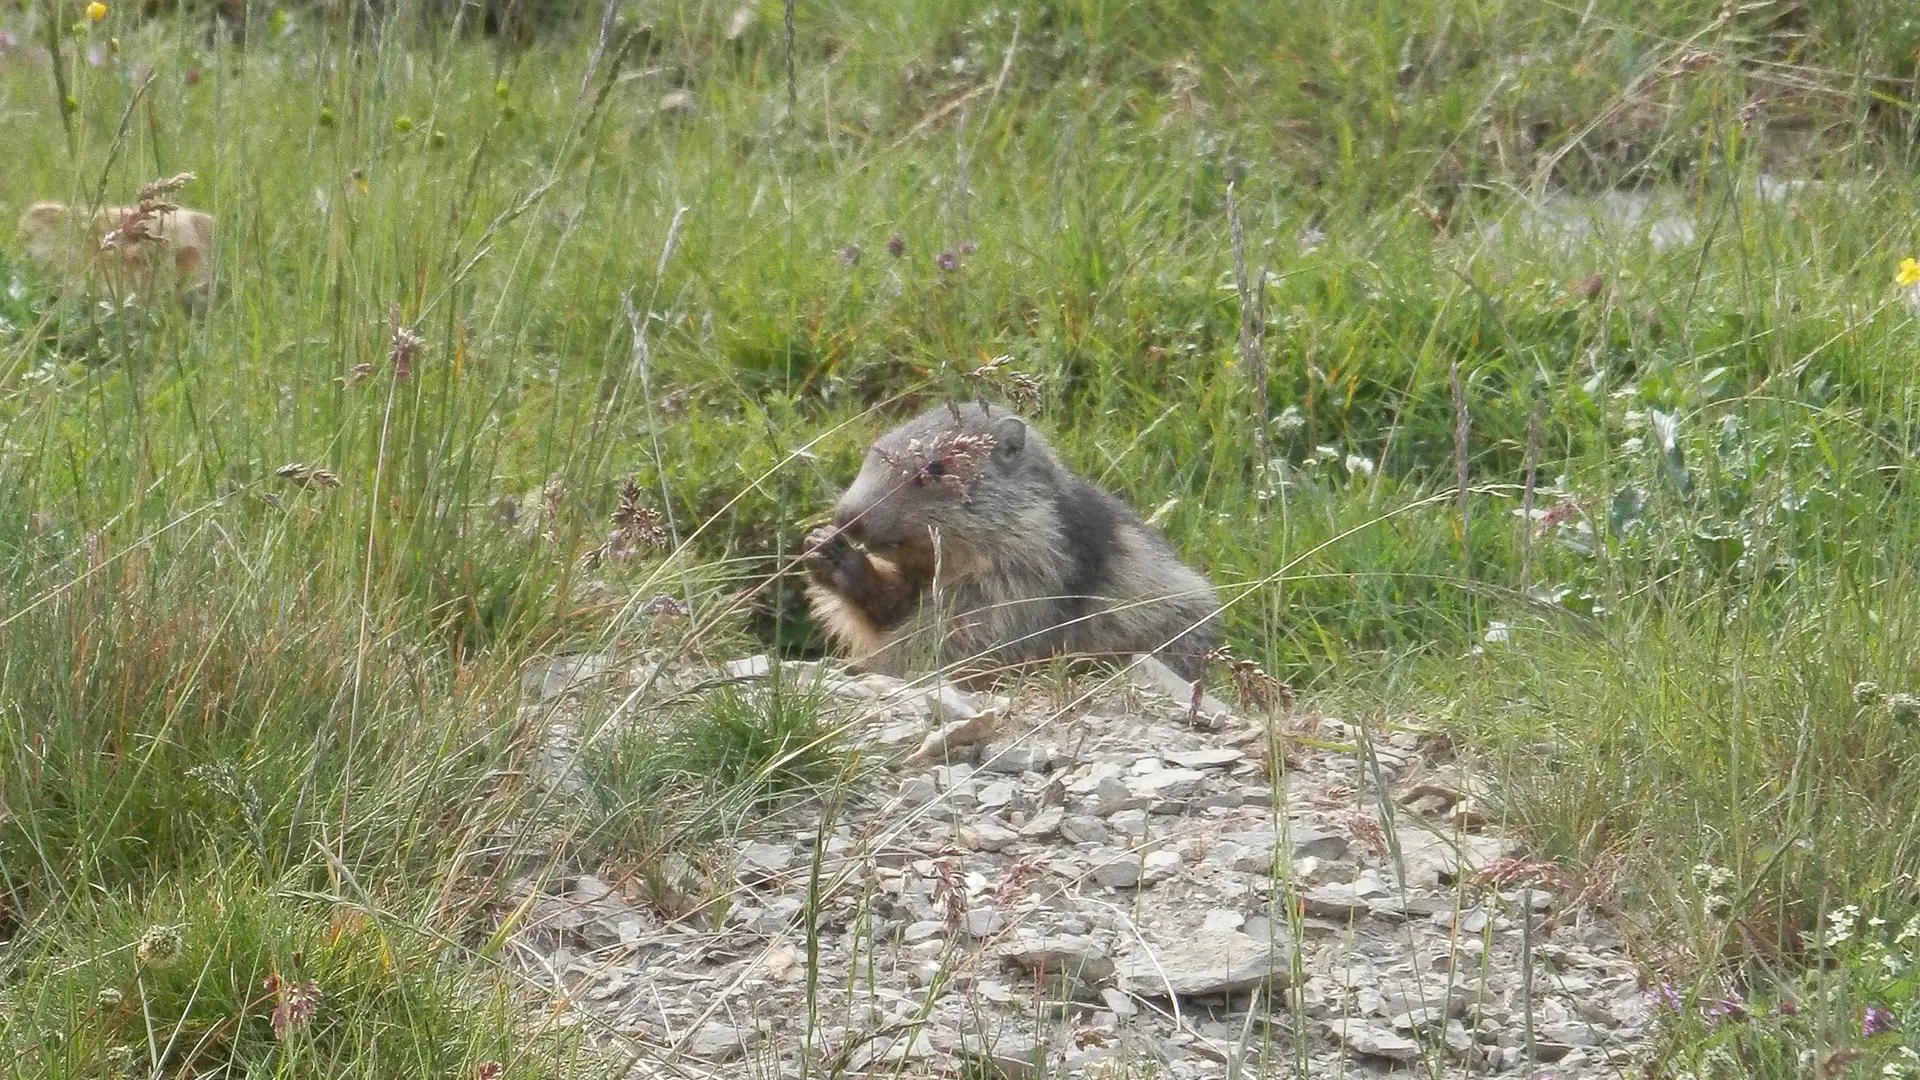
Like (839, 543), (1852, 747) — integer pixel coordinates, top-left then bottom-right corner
(832, 400), (1056, 550)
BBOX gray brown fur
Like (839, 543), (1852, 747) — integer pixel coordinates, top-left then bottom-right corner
(804, 401), (1221, 682)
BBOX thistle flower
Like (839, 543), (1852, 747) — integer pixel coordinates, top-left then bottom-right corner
(1854, 681), (1883, 707)
(1865, 1005), (1896, 1038)
(388, 303), (423, 382)
(275, 462), (341, 489)
(1889, 693), (1920, 724)
(837, 244), (860, 267)
(265, 972), (323, 1040)
(584, 479), (669, 567)
(886, 233), (905, 258)
(135, 924), (182, 968)
(885, 430), (995, 498)
(935, 249), (958, 272)
(1205, 645), (1292, 711)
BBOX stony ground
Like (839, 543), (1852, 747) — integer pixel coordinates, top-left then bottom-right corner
(504, 652), (1656, 1079)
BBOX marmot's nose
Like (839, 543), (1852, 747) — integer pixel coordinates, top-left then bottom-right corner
(832, 504), (864, 536)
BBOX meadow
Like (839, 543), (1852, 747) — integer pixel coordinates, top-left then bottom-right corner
(3, 0), (1920, 1074)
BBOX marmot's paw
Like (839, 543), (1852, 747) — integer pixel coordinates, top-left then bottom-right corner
(802, 526), (860, 585)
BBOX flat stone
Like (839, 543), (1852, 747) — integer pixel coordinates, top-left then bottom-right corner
(688, 1020), (747, 1061)
(1000, 934), (1115, 987)
(1393, 830), (1514, 888)
(926, 684), (986, 723)
(1107, 809), (1148, 837)
(1130, 656), (1234, 722)
(1019, 806), (1064, 840)
(962, 817), (1021, 852)
(1126, 767), (1208, 801)
(975, 780), (1016, 809)
(960, 1032), (1045, 1080)
(1327, 1019), (1419, 1062)
(965, 908), (1008, 939)
(1202, 909), (1245, 933)
(981, 745), (1056, 774)
(1300, 881), (1380, 919)
(735, 841), (794, 883)
(1060, 815), (1110, 845)
(1165, 748), (1244, 769)
(1141, 849), (1182, 883)
(1118, 930), (1289, 997)
(898, 776), (938, 805)
(1091, 854), (1141, 888)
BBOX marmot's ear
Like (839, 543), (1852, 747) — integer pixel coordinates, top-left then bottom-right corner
(990, 415), (1026, 458)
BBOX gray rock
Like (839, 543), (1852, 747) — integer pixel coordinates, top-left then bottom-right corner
(1326, 1019), (1419, 1062)
(1091, 853), (1142, 888)
(960, 1032), (1046, 1080)
(965, 908), (1008, 939)
(963, 817), (1021, 852)
(720, 654), (770, 679)
(1060, 815), (1110, 846)
(1107, 809), (1148, 837)
(1019, 806), (1064, 840)
(736, 841), (793, 882)
(687, 1020), (747, 1061)
(898, 776), (938, 805)
(1118, 930), (1290, 997)
(1127, 767), (1208, 801)
(1000, 934), (1115, 987)
(1141, 849), (1182, 883)
(1165, 747), (1243, 769)
(981, 744), (1056, 774)
(975, 780), (1016, 810)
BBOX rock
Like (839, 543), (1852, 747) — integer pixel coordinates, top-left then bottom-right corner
(906, 711), (998, 767)
(926, 684), (986, 723)
(1393, 830), (1514, 888)
(1118, 930), (1289, 997)
(735, 841), (793, 883)
(1141, 849), (1182, 883)
(1130, 656), (1235, 723)
(1126, 767), (1208, 801)
(1060, 816), (1110, 846)
(1091, 853), (1142, 889)
(1000, 934), (1115, 987)
(965, 908), (1008, 939)
(1107, 809), (1148, 837)
(1165, 748), (1243, 769)
(1300, 881), (1382, 919)
(1201, 909), (1245, 933)
(963, 817), (1021, 852)
(901, 920), (944, 944)
(1019, 806), (1064, 840)
(981, 744), (1056, 774)
(1101, 987), (1137, 1019)
(961, 1032), (1046, 1080)
(1094, 776), (1139, 815)
(1326, 1019), (1419, 1062)
(898, 776), (938, 805)
(1222, 825), (1349, 867)
(720, 654), (770, 679)
(688, 1020), (747, 1061)
(976, 780), (1016, 810)
(523, 653), (612, 701)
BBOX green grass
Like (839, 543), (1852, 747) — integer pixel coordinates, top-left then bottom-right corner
(5, 0), (1920, 1074)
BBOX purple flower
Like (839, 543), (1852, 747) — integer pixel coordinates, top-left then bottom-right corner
(838, 244), (860, 267)
(1864, 1005), (1896, 1038)
(1655, 980), (1683, 1014)
(886, 233), (905, 258)
(935, 250), (958, 272)
(1701, 986), (1744, 1026)
(0, 29), (19, 50)
(86, 44), (105, 68)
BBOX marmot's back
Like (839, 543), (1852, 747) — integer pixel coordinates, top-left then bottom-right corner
(803, 401), (1221, 681)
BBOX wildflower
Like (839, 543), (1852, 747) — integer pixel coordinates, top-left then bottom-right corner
(275, 462), (341, 489)
(935, 249), (958, 272)
(1897, 913), (1920, 947)
(583, 479), (669, 567)
(638, 593), (690, 617)
(1855, 681), (1884, 707)
(95, 987), (124, 1008)
(1826, 905), (1862, 947)
(886, 233), (905, 258)
(837, 244), (860, 267)
(1889, 693), (1920, 724)
(881, 429), (995, 498)
(1776, 996), (1797, 1016)
(85, 1), (107, 21)
(959, 238), (977, 256)
(394, 114), (414, 133)
(1298, 225), (1326, 253)
(265, 972), (322, 1040)
(1702, 987), (1745, 1024)
(135, 924), (183, 968)
(1865, 1005), (1896, 1038)
(1655, 980), (1683, 1014)
(388, 304), (422, 382)
(1899, 259), (1920, 289)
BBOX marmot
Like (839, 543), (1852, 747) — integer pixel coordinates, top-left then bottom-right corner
(17, 200), (215, 312)
(803, 401), (1221, 682)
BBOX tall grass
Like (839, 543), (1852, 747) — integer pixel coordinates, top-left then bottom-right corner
(3, 0), (1920, 1074)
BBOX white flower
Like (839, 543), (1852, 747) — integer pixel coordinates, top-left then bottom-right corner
(1825, 905), (1861, 947)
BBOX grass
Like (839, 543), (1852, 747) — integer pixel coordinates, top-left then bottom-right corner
(4, 0), (1920, 1074)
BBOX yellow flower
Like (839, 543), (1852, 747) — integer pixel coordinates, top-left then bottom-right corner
(1898, 257), (1920, 288)
(84, 1), (107, 21)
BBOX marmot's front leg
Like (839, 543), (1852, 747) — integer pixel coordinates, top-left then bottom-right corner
(803, 527), (920, 630)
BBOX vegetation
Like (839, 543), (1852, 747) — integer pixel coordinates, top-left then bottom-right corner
(4, 0), (1920, 1074)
